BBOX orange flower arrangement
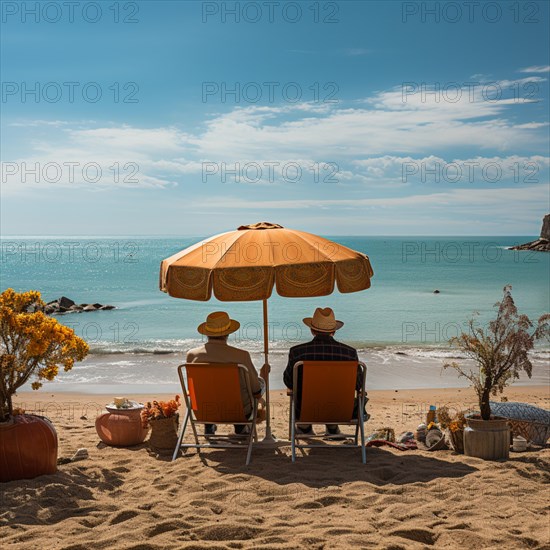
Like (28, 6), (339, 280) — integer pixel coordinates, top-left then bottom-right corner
(140, 395), (180, 428)
(437, 406), (466, 432)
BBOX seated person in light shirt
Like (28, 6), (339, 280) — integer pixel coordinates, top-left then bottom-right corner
(187, 311), (266, 435)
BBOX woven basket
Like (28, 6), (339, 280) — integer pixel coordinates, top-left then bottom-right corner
(507, 419), (550, 446)
(446, 428), (464, 454)
(148, 415), (179, 455)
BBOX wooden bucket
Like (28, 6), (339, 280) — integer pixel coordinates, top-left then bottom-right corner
(447, 428), (464, 454)
(464, 416), (510, 460)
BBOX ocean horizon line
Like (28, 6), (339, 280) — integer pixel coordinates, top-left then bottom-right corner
(0, 234), (539, 239)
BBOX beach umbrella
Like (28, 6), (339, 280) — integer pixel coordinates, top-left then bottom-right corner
(159, 222), (374, 442)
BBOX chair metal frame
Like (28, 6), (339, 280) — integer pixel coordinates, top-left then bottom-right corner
(172, 363), (260, 465)
(288, 361), (367, 463)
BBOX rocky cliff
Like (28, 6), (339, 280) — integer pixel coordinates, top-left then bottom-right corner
(509, 214), (550, 252)
(541, 213), (550, 241)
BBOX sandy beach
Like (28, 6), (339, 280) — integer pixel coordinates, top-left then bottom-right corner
(1, 385), (548, 550)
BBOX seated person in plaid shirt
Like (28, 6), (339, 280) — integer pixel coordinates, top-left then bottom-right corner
(283, 307), (365, 437)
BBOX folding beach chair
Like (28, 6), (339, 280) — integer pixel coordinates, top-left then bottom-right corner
(288, 360), (367, 463)
(172, 363), (261, 465)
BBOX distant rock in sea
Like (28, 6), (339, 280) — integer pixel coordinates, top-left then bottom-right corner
(509, 214), (550, 252)
(39, 296), (116, 315)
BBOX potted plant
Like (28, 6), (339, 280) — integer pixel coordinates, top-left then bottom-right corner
(140, 396), (181, 455)
(444, 285), (549, 460)
(437, 406), (467, 453)
(0, 289), (89, 481)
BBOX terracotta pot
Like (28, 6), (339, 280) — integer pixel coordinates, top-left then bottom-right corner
(148, 415), (178, 455)
(95, 407), (148, 447)
(0, 414), (57, 482)
(464, 416), (510, 460)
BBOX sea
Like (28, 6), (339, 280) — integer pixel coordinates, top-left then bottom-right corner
(1, 236), (549, 393)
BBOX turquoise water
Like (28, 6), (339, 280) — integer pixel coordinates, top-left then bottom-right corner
(2, 236), (548, 390)
(1, 236), (548, 353)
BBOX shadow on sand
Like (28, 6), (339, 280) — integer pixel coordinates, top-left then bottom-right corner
(0, 467), (125, 526)
(176, 440), (478, 489)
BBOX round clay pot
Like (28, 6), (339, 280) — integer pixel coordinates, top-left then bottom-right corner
(464, 416), (510, 460)
(95, 407), (148, 447)
(0, 414), (58, 482)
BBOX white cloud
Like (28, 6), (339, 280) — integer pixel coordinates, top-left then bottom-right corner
(2, 77), (548, 193)
(352, 155), (549, 185)
(343, 48), (371, 56)
(519, 66), (550, 73)
(192, 184), (550, 212)
(190, 78), (548, 159)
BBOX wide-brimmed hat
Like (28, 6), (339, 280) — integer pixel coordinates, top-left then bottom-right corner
(198, 311), (240, 336)
(303, 307), (343, 333)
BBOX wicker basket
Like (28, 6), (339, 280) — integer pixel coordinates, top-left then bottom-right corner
(446, 428), (464, 454)
(507, 419), (550, 446)
(148, 415), (179, 455)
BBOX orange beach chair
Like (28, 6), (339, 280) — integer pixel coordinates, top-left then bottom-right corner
(172, 363), (262, 465)
(288, 360), (367, 463)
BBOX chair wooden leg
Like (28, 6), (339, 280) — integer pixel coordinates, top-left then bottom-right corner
(172, 409), (190, 461)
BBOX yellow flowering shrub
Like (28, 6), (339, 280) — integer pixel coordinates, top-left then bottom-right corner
(0, 288), (89, 421)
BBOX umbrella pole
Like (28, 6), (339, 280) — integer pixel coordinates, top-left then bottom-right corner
(261, 298), (277, 443)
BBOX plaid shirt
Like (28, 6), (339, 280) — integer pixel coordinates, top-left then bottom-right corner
(284, 334), (363, 417)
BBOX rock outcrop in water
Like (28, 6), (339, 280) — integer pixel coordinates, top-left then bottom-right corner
(509, 214), (550, 252)
(30, 297), (116, 315)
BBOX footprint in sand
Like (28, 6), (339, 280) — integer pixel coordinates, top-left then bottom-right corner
(293, 501), (323, 510)
(109, 509), (139, 525)
(79, 517), (104, 528)
(194, 524), (262, 541)
(147, 520), (192, 537)
(446, 522), (471, 530)
(319, 495), (349, 506)
(111, 466), (130, 474)
(390, 528), (437, 546)
(324, 528), (355, 536)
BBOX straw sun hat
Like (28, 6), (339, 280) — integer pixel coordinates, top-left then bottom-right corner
(198, 311), (240, 337)
(303, 307), (343, 333)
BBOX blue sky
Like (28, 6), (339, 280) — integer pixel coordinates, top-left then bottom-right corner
(1, 0), (549, 235)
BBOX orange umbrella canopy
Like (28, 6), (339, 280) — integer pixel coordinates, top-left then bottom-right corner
(160, 222), (374, 301)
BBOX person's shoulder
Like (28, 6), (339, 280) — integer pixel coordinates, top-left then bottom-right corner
(289, 341), (310, 355)
(335, 340), (358, 354)
(225, 343), (252, 360)
(186, 345), (204, 359)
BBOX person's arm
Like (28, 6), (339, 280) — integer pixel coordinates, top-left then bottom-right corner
(242, 352), (262, 396)
(283, 348), (296, 389)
